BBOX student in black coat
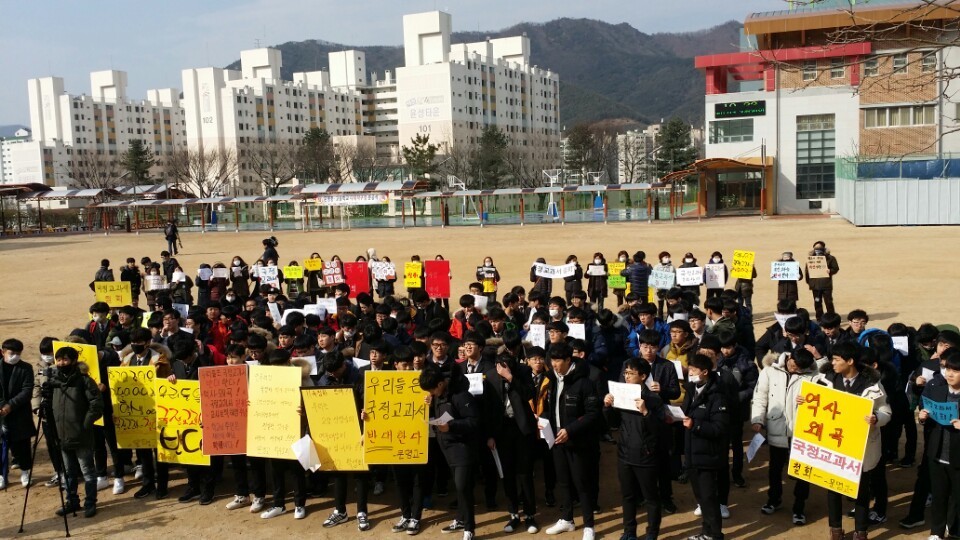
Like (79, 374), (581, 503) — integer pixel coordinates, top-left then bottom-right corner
(918, 348), (960, 540)
(0, 339), (36, 487)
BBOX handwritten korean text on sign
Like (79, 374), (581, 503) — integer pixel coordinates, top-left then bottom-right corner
(730, 250), (755, 280)
(94, 281), (132, 307)
(155, 379), (209, 465)
(246, 365), (302, 460)
(108, 367), (157, 449)
(771, 261), (801, 281)
(806, 256), (830, 279)
(301, 388), (368, 471)
(199, 365), (248, 456)
(606, 262), (626, 289)
(404, 262), (423, 289)
(364, 371), (428, 465)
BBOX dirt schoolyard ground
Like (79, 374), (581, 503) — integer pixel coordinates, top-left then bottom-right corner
(0, 217), (954, 539)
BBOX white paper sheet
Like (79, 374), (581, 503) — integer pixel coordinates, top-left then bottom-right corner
(922, 367), (936, 382)
(296, 355), (318, 376)
(197, 268), (213, 281)
(292, 434), (321, 472)
(491, 448), (504, 479)
(352, 358), (371, 369)
(746, 432), (766, 463)
(892, 336), (909, 356)
(537, 417), (555, 449)
(567, 323), (586, 341)
(666, 405), (686, 421)
(267, 302), (282, 322)
(472, 294), (489, 314)
(429, 412), (454, 426)
(466, 373), (484, 395)
(527, 324), (546, 348)
(212, 267), (229, 279)
(671, 360), (684, 380)
(608, 381), (644, 411)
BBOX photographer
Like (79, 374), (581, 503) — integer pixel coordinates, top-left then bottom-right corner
(47, 346), (103, 518)
(1, 339), (36, 489)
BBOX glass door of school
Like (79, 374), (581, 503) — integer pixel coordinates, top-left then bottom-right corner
(716, 171), (762, 212)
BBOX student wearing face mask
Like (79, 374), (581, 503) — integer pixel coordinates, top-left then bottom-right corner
(530, 257), (553, 299)
(805, 240), (840, 321)
(677, 253), (702, 305)
(585, 253), (608, 311)
(476, 256), (501, 303)
(776, 251), (803, 304)
(704, 252), (728, 301)
(652, 252), (675, 318)
(562, 255), (584, 304)
(227, 256), (251, 298)
(611, 250), (631, 307)
(0, 339), (36, 490)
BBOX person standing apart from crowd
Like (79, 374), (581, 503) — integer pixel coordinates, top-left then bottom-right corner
(476, 256), (501, 303)
(585, 253), (608, 311)
(652, 252), (675, 318)
(805, 240), (840, 321)
(704, 252), (728, 301)
(0, 339), (36, 490)
(621, 251), (651, 305)
(163, 219), (179, 255)
(776, 252), (803, 305)
(562, 255), (584, 304)
(260, 236), (279, 265)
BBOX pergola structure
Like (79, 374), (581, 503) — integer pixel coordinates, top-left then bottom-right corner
(661, 157), (775, 217)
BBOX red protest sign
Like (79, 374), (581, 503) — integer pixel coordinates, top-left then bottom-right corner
(198, 365), (248, 456)
(322, 261), (344, 286)
(343, 261), (370, 299)
(425, 260), (451, 299)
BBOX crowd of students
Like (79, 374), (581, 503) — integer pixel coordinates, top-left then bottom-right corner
(0, 238), (958, 540)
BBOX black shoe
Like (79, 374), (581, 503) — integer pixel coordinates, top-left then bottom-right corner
(84, 506), (97, 518)
(662, 499), (677, 515)
(134, 485), (155, 499)
(199, 492), (214, 505)
(733, 474), (747, 488)
(55, 503), (80, 517)
(544, 490), (556, 507)
(898, 515), (925, 529)
(155, 488), (168, 500)
(846, 507), (856, 518)
(178, 487), (201, 503)
(504, 514), (521, 533)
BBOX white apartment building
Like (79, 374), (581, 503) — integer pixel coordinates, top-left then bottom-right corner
(0, 128), (31, 184)
(616, 130), (655, 183)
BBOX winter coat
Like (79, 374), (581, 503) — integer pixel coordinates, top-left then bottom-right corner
(483, 363), (538, 438)
(120, 343), (173, 379)
(120, 266), (142, 295)
(805, 249), (839, 291)
(563, 263), (583, 294)
(261, 246), (280, 264)
(476, 266), (501, 294)
(0, 360), (36, 441)
(921, 377), (960, 467)
(545, 362), (602, 451)
(49, 365), (103, 450)
(94, 267), (115, 283)
(683, 373), (730, 469)
(229, 265), (251, 298)
(734, 266), (757, 294)
(431, 374), (480, 467)
(529, 265), (552, 297)
(604, 384), (664, 467)
(811, 363), (892, 473)
(718, 344), (759, 409)
(750, 352), (821, 448)
(598, 318), (630, 381)
(776, 260), (803, 302)
(621, 262), (652, 297)
(626, 319), (670, 357)
(585, 262), (608, 301)
(169, 276), (194, 305)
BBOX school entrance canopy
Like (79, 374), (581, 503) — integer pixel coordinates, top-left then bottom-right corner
(0, 183), (51, 234)
(661, 157), (775, 217)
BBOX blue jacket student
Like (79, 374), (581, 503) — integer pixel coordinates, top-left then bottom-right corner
(627, 320), (670, 359)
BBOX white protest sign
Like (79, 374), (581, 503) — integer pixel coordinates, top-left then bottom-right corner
(650, 269), (676, 290)
(316, 298), (338, 317)
(586, 264), (606, 277)
(145, 275), (167, 291)
(671, 360), (683, 380)
(527, 324), (546, 348)
(171, 271), (186, 283)
(676, 267), (704, 287)
(747, 432), (766, 463)
(198, 267), (213, 281)
(232, 266), (244, 278)
(303, 304), (327, 319)
(608, 381), (644, 411)
(172, 303), (189, 319)
(267, 302), (282, 322)
(704, 264), (726, 289)
(260, 266), (280, 286)
(892, 336), (909, 356)
(774, 312), (792, 330)
(369, 261), (397, 281)
(533, 262), (577, 279)
(466, 373), (484, 396)
(213, 267), (229, 279)
(567, 323), (586, 341)
(294, 355), (318, 376)
(770, 261), (801, 281)
(472, 294), (489, 314)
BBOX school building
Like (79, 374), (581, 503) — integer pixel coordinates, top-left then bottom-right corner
(694, 0), (960, 225)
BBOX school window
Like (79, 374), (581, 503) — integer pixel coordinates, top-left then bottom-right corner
(709, 118), (753, 144)
(893, 53), (908, 74)
(863, 105), (935, 128)
(802, 60), (818, 81)
(830, 58), (845, 79)
(863, 57), (879, 77)
(922, 52), (937, 73)
(796, 114), (836, 199)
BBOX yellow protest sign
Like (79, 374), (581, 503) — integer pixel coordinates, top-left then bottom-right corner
(53, 341), (100, 385)
(246, 365), (302, 459)
(363, 371), (428, 465)
(155, 379), (209, 466)
(788, 381), (873, 497)
(94, 281), (132, 307)
(403, 262), (423, 289)
(606, 262), (626, 289)
(108, 367), (157, 449)
(284, 265), (304, 279)
(730, 250), (755, 280)
(303, 258), (323, 272)
(806, 255), (830, 279)
(301, 388), (368, 471)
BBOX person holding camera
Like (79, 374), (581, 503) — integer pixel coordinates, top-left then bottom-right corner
(1, 339), (36, 489)
(46, 346), (103, 518)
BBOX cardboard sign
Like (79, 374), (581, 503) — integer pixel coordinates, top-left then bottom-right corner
(283, 265), (304, 280)
(303, 258), (323, 272)
(403, 262), (423, 289)
(771, 261), (801, 281)
(922, 396), (960, 426)
(533, 262), (577, 279)
(704, 264), (726, 289)
(363, 371), (428, 465)
(606, 262), (626, 289)
(94, 281), (132, 307)
(108, 366), (157, 449)
(343, 261), (370, 298)
(425, 260), (451, 299)
(527, 324), (546, 348)
(730, 250), (755, 280)
(807, 256), (830, 279)
(144, 275), (167, 291)
(650, 269), (676, 290)
(155, 379), (209, 465)
(198, 365), (248, 456)
(301, 388), (368, 471)
(788, 381), (873, 497)
(676, 267), (704, 287)
(608, 381), (644, 411)
(246, 365), (302, 459)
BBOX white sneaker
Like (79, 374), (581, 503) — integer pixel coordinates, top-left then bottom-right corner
(96, 477), (110, 491)
(0, 476), (6, 489)
(928, 536), (943, 540)
(261, 506), (285, 519)
(250, 497), (266, 513)
(44, 474), (60, 488)
(113, 477), (125, 495)
(225, 495), (249, 510)
(545, 519), (576, 535)
(582, 527), (595, 540)
(462, 533), (474, 540)
(694, 504), (702, 516)
(294, 506), (307, 520)
(20, 470), (32, 487)
(134, 465), (143, 480)
(721, 504), (731, 519)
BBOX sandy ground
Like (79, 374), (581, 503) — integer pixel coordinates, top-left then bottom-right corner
(0, 216), (956, 539)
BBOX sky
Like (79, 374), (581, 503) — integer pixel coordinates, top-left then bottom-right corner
(0, 0), (784, 126)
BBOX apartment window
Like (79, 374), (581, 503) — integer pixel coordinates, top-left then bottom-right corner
(796, 114), (836, 199)
(893, 53), (908, 74)
(830, 58), (845, 79)
(802, 60), (818, 81)
(709, 118), (754, 144)
(864, 57), (879, 77)
(922, 52), (937, 73)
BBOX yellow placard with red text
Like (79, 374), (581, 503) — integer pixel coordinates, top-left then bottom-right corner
(94, 281), (132, 307)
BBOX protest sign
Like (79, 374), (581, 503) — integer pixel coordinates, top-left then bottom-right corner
(369, 261), (397, 281)
(466, 373), (484, 396)
(892, 336), (909, 356)
(212, 267), (229, 279)
(788, 381), (873, 497)
(198, 365), (248, 456)
(478, 267), (497, 293)
(606, 262), (626, 289)
(472, 294), (489, 314)
(650, 269), (675, 290)
(403, 262), (423, 289)
(172, 303), (189, 319)
(568, 323), (586, 341)
(806, 256), (830, 279)
(586, 264), (606, 277)
(363, 371), (428, 465)
(247, 365), (302, 460)
(425, 260), (451, 299)
(197, 267), (213, 281)
(54, 341), (100, 385)
(771, 261), (801, 281)
(527, 324), (546, 348)
(607, 381), (644, 412)
(704, 264), (726, 289)
(321, 261), (343, 286)
(922, 396), (960, 426)
(108, 366), (157, 449)
(94, 281), (132, 307)
(267, 302), (282, 323)
(343, 261), (370, 298)
(774, 312), (792, 329)
(533, 262), (577, 279)
(155, 379), (209, 465)
(260, 266), (280, 287)
(730, 250), (755, 280)
(283, 265), (304, 279)
(676, 267), (704, 287)
(144, 275), (167, 291)
(303, 258), (323, 272)
(301, 388), (368, 471)
(171, 271), (186, 283)
(315, 298), (337, 318)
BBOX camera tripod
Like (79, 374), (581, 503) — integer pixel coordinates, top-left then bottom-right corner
(18, 405), (71, 537)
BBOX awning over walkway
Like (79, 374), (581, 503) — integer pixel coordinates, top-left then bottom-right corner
(301, 181), (426, 194)
(18, 188), (120, 200)
(95, 194), (304, 208)
(410, 183), (654, 199)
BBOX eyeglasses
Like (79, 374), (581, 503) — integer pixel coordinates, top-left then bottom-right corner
(431, 343), (447, 348)
(623, 370), (640, 377)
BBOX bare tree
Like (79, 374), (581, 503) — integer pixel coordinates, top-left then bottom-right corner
(242, 140), (302, 196)
(618, 132), (650, 183)
(438, 141), (478, 187)
(167, 147), (238, 198)
(588, 126), (619, 183)
(353, 139), (390, 182)
(62, 149), (125, 189)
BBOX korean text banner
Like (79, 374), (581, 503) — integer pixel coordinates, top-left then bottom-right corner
(363, 371), (428, 465)
(108, 367), (157, 449)
(155, 379), (209, 466)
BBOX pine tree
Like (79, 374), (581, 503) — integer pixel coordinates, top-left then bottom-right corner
(401, 134), (439, 186)
(655, 118), (699, 176)
(121, 139), (154, 185)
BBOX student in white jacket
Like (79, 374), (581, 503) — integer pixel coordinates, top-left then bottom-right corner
(751, 349), (823, 525)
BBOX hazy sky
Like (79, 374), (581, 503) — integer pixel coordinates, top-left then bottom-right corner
(0, 0), (784, 126)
